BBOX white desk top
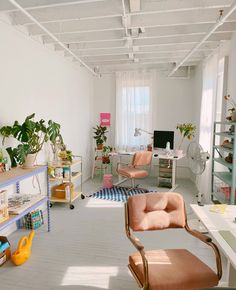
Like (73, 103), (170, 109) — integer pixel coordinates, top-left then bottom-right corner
(191, 204), (236, 268)
(152, 151), (185, 160)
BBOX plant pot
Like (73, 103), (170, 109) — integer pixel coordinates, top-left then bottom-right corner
(102, 156), (110, 164)
(231, 112), (236, 122)
(97, 144), (103, 150)
(22, 153), (37, 169)
(175, 149), (183, 156)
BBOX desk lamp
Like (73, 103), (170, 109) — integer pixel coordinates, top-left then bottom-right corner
(134, 128), (153, 151)
(134, 128), (153, 137)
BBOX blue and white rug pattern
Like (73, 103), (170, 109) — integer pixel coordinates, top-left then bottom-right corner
(89, 186), (149, 202)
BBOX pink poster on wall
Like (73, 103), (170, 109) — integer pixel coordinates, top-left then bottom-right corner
(100, 113), (111, 126)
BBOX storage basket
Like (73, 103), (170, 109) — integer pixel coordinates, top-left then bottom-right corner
(23, 209), (44, 230)
(52, 182), (74, 199)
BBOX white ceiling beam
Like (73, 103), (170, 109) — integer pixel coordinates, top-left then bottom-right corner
(42, 30), (231, 45)
(129, 0), (140, 13)
(169, 0), (236, 76)
(84, 56), (201, 65)
(54, 41), (219, 53)
(131, 0), (231, 16)
(9, 0), (122, 25)
(96, 61), (200, 71)
(131, 9), (236, 28)
(40, 26), (236, 43)
(7, 0), (97, 76)
(53, 39), (221, 53)
(134, 32), (231, 46)
(81, 54), (204, 62)
(3, 0), (106, 12)
(0, 0), (106, 12)
(28, 18), (236, 37)
(6, 0), (232, 25)
(27, 13), (236, 38)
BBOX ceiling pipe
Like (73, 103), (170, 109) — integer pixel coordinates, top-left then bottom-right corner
(121, 0), (129, 37)
(168, 1), (236, 77)
(8, 0), (98, 76)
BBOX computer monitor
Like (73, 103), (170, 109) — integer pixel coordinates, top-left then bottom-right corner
(153, 130), (174, 150)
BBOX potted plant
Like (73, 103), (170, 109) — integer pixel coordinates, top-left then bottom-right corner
(102, 146), (112, 164)
(93, 125), (108, 149)
(0, 113), (47, 168)
(176, 123), (196, 154)
(58, 149), (73, 163)
(224, 95), (236, 121)
(47, 120), (65, 162)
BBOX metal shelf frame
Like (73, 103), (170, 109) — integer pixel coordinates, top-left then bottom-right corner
(212, 122), (236, 204)
(49, 157), (83, 209)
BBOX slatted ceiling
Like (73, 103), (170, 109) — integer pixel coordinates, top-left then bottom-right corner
(1, 0), (236, 73)
(9, 0), (122, 24)
(136, 0), (232, 13)
(42, 30), (126, 44)
(28, 19), (123, 35)
(69, 47), (213, 57)
(0, 0), (103, 11)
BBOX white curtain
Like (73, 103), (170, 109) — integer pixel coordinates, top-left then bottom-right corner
(115, 70), (154, 151)
(197, 52), (219, 199)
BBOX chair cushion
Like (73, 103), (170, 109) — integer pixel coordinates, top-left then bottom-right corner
(118, 167), (148, 179)
(133, 151), (153, 166)
(128, 192), (186, 231)
(129, 249), (219, 290)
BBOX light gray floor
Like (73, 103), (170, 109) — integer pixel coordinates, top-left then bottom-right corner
(0, 177), (227, 290)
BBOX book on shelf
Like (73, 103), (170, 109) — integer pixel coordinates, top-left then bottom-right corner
(8, 194), (44, 215)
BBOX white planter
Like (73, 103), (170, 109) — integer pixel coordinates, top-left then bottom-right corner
(175, 149), (183, 156)
(22, 153), (37, 169)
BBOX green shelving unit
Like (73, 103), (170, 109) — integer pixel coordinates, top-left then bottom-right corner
(212, 121), (236, 204)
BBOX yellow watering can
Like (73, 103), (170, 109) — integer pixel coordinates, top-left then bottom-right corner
(11, 230), (35, 266)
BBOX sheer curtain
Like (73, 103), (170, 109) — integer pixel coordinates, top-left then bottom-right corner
(115, 70), (154, 151)
(197, 52), (219, 199)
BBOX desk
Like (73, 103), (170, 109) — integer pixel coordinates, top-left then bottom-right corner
(191, 204), (236, 287)
(152, 151), (184, 191)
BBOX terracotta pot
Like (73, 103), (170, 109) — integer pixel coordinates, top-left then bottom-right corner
(102, 156), (110, 164)
(97, 144), (103, 150)
(231, 112), (236, 122)
(22, 153), (37, 169)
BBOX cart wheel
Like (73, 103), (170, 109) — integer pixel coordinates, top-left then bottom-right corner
(70, 204), (75, 210)
(81, 194), (85, 200)
(50, 203), (53, 208)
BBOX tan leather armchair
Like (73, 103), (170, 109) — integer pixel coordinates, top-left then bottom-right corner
(125, 192), (222, 290)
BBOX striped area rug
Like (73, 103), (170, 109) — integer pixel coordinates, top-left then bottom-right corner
(89, 186), (149, 202)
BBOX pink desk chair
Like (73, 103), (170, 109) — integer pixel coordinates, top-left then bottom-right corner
(116, 151), (152, 187)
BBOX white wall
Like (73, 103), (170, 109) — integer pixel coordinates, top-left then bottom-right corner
(0, 16), (94, 180)
(93, 69), (199, 178)
(228, 32), (236, 100)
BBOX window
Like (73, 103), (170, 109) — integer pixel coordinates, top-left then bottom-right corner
(116, 71), (154, 150)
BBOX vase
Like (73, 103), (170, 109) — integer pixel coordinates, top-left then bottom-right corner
(231, 112), (236, 122)
(22, 153), (37, 169)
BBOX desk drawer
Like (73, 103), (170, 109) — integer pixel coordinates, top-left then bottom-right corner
(159, 172), (172, 178)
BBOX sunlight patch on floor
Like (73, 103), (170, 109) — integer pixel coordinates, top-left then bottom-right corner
(86, 198), (124, 208)
(61, 266), (119, 288)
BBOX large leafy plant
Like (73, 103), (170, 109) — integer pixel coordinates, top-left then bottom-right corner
(0, 113), (47, 167)
(47, 120), (65, 159)
(176, 123), (196, 149)
(93, 125), (108, 147)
